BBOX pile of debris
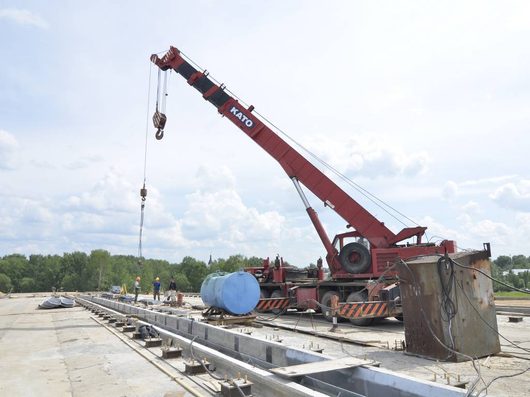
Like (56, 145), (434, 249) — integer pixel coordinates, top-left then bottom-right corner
(39, 296), (75, 309)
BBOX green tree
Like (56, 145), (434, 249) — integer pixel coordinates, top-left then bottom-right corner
(519, 270), (530, 288)
(172, 273), (192, 291)
(89, 250), (111, 291)
(0, 254), (29, 292)
(224, 255), (247, 272)
(494, 256), (512, 270)
(0, 273), (12, 292)
(60, 252), (89, 291)
(512, 255), (529, 269)
(246, 256), (264, 267)
(180, 256), (208, 291)
(29, 254), (63, 292)
(19, 277), (35, 292)
(506, 271), (524, 289)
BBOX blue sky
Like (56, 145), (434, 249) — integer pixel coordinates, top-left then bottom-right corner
(1, 1), (529, 265)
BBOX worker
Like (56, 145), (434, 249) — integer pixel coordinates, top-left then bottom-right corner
(134, 276), (141, 303)
(274, 254), (281, 269)
(167, 277), (177, 304)
(153, 277), (161, 301)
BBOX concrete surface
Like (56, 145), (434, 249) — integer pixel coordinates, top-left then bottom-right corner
(0, 296), (192, 397)
(2, 293), (528, 397)
(253, 313), (530, 397)
(117, 294), (530, 396)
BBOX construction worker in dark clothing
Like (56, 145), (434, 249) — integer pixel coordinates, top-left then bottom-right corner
(168, 277), (177, 291)
(167, 277), (177, 303)
(153, 277), (161, 301)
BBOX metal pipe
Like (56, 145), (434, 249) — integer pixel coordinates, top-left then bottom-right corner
(291, 177), (310, 208)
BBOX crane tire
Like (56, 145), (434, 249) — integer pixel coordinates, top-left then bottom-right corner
(339, 242), (371, 274)
(320, 290), (341, 322)
(346, 291), (374, 326)
(270, 289), (283, 315)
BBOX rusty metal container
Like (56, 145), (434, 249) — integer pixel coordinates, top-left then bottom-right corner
(397, 249), (500, 361)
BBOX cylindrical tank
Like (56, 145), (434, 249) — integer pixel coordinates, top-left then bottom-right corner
(200, 271), (260, 315)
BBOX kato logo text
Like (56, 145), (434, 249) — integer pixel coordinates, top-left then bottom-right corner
(229, 106), (254, 128)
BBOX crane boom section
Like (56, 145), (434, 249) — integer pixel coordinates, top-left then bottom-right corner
(151, 47), (422, 249)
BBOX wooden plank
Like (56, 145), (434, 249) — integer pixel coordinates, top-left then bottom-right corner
(270, 357), (378, 378)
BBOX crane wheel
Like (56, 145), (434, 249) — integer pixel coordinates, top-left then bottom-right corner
(339, 242), (371, 274)
(270, 290), (283, 315)
(320, 291), (341, 322)
(346, 291), (374, 326)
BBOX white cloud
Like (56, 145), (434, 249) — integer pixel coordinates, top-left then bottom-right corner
(0, 130), (18, 169)
(194, 165), (236, 191)
(490, 179), (530, 212)
(0, 8), (48, 29)
(468, 219), (510, 239)
(66, 170), (137, 213)
(454, 213), (512, 249)
(461, 201), (480, 214)
(460, 175), (517, 187)
(417, 215), (463, 244)
(64, 155), (103, 170)
(180, 165), (285, 248)
(181, 189), (284, 244)
(305, 134), (430, 178)
(442, 180), (459, 201)
(516, 213), (530, 233)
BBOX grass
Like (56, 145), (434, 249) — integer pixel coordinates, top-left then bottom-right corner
(494, 291), (530, 299)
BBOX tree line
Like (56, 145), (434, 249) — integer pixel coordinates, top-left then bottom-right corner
(0, 251), (529, 294)
(0, 250), (263, 294)
(491, 254), (530, 292)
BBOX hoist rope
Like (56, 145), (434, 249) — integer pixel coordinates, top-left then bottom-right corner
(138, 62), (153, 259)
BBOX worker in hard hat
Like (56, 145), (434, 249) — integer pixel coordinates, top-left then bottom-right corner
(153, 277), (161, 301)
(134, 276), (141, 303)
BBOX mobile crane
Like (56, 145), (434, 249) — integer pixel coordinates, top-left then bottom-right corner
(151, 46), (457, 325)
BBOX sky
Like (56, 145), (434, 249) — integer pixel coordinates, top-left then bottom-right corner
(1, 0), (529, 266)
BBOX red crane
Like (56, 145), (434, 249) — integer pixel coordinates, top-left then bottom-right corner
(151, 46), (457, 324)
(151, 46), (456, 278)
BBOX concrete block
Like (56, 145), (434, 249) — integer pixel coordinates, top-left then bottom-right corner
(161, 348), (183, 359)
(144, 338), (162, 348)
(184, 360), (206, 375)
(220, 380), (253, 397)
(166, 317), (177, 330)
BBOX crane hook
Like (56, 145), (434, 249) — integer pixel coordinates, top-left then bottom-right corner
(153, 110), (167, 141)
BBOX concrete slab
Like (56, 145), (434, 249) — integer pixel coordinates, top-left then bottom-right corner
(82, 294), (530, 396)
(253, 312), (530, 397)
(0, 297), (194, 397)
(270, 356), (377, 378)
